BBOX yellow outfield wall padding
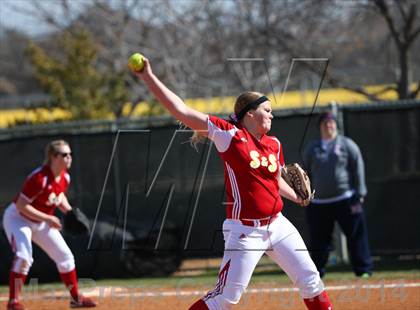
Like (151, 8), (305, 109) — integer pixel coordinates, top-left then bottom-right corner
(0, 84), (418, 128)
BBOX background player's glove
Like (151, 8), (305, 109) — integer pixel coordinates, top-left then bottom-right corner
(64, 208), (91, 235)
(281, 163), (315, 207)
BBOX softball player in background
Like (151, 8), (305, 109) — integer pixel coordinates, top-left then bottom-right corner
(2, 140), (96, 310)
(135, 58), (333, 310)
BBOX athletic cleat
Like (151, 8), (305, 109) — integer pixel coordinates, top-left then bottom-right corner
(70, 295), (96, 308)
(7, 300), (26, 310)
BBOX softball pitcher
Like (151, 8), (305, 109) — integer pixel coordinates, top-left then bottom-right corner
(2, 140), (96, 310)
(135, 58), (332, 310)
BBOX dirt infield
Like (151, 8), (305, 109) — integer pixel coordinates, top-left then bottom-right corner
(1, 280), (419, 309)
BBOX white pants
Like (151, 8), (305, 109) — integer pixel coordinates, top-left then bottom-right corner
(3, 203), (75, 274)
(204, 213), (324, 310)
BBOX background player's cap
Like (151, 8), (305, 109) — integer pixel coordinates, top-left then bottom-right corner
(319, 111), (336, 125)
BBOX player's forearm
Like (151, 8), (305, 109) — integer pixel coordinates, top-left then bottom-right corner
(142, 73), (188, 119)
(278, 176), (300, 203)
(16, 202), (52, 222)
(142, 73), (208, 131)
(58, 195), (72, 214)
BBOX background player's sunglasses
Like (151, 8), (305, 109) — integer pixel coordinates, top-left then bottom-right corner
(56, 152), (72, 158)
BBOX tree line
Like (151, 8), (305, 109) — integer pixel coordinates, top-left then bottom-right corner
(0, 0), (419, 120)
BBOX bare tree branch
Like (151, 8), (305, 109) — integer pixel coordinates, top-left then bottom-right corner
(31, 1), (66, 31)
(374, 0), (402, 47)
(403, 2), (416, 42)
(407, 25), (420, 45)
(3, 0), (419, 109)
(394, 0), (408, 22)
(296, 60), (384, 101)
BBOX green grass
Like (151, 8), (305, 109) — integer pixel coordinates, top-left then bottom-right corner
(1, 259), (418, 294)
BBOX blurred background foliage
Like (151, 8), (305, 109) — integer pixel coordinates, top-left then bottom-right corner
(0, 0), (419, 125)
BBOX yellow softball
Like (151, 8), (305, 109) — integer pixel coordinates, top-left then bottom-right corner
(128, 53), (145, 72)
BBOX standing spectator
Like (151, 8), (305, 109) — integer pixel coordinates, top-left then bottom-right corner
(303, 111), (373, 278)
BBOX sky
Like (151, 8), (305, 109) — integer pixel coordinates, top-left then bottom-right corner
(0, 0), (194, 37)
(0, 0), (211, 37)
(0, 0), (87, 37)
(0, 0), (53, 36)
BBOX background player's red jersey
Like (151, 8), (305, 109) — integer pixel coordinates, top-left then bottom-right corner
(13, 165), (70, 216)
(208, 115), (285, 219)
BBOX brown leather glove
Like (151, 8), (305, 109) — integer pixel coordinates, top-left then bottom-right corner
(281, 163), (315, 207)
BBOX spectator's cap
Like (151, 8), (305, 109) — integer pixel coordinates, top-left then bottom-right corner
(319, 111), (336, 125)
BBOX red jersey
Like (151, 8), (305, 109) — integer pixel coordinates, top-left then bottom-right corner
(208, 115), (285, 219)
(13, 165), (70, 216)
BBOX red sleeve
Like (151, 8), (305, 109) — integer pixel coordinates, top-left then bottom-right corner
(208, 115), (235, 131)
(20, 173), (45, 202)
(279, 143), (285, 167)
(207, 115), (238, 153)
(269, 136), (284, 167)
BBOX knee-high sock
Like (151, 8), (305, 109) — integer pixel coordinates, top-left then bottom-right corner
(189, 299), (209, 310)
(304, 291), (332, 310)
(60, 269), (79, 300)
(9, 272), (27, 301)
